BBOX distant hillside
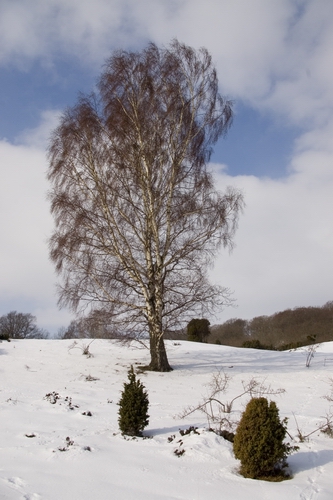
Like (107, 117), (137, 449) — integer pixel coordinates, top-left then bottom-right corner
(210, 301), (333, 349)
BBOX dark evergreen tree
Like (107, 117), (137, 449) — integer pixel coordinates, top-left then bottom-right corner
(187, 318), (210, 343)
(118, 366), (149, 436)
(233, 397), (295, 480)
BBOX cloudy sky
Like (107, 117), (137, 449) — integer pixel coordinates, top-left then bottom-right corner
(0, 0), (332, 334)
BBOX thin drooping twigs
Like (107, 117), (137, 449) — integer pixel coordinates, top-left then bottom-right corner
(47, 40), (244, 371)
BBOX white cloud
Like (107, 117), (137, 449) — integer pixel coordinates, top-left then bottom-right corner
(138, 0), (295, 97)
(0, 0), (141, 68)
(1, 1), (332, 129)
(131, 0), (333, 131)
(17, 110), (61, 149)
(211, 120), (333, 321)
(256, 3), (333, 128)
(0, 136), (71, 331)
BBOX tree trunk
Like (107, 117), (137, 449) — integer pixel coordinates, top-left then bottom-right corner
(149, 328), (172, 372)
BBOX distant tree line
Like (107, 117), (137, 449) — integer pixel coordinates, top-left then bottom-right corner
(209, 301), (333, 350)
(3, 302), (331, 348)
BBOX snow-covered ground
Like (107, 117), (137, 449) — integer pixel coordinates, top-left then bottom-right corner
(1, 339), (333, 499)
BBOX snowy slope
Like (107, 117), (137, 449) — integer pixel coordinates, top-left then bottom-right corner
(0, 339), (333, 499)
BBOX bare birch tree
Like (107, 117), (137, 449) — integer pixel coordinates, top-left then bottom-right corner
(47, 40), (244, 371)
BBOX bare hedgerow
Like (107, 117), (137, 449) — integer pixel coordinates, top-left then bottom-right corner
(179, 370), (285, 432)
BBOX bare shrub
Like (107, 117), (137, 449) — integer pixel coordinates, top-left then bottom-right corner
(68, 339), (95, 357)
(292, 411), (333, 442)
(303, 337), (320, 367)
(179, 370), (285, 432)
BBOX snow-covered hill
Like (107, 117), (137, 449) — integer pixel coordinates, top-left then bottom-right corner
(1, 339), (332, 499)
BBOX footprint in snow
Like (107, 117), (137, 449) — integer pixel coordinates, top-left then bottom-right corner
(4, 477), (41, 499)
(7, 476), (26, 489)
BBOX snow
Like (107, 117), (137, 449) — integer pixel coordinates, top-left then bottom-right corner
(0, 339), (333, 499)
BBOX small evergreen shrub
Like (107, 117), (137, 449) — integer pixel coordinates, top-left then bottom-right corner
(233, 397), (296, 480)
(118, 366), (149, 436)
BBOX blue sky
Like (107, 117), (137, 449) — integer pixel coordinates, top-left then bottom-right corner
(211, 103), (299, 177)
(0, 0), (332, 334)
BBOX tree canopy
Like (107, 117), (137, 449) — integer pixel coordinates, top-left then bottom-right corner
(0, 311), (48, 339)
(48, 40), (244, 371)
